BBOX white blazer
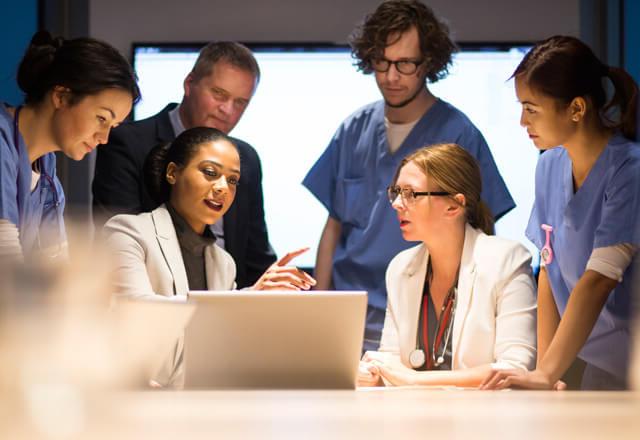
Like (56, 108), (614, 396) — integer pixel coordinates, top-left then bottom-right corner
(380, 224), (537, 372)
(104, 204), (237, 386)
(104, 204), (236, 299)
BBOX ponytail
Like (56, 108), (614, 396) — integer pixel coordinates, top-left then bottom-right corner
(513, 36), (639, 140)
(604, 66), (638, 140)
(469, 200), (495, 236)
(16, 31), (63, 104)
(400, 143), (497, 235)
(16, 30), (140, 106)
(143, 142), (172, 207)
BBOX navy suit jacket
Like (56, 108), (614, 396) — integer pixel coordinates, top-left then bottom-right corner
(92, 103), (276, 288)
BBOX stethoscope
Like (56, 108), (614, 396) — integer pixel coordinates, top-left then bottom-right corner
(409, 263), (458, 370)
(13, 106), (63, 256)
(13, 106), (61, 209)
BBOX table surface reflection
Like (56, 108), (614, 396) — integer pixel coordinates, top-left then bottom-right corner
(71, 388), (640, 439)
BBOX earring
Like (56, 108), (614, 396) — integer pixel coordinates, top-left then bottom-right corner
(572, 116), (580, 122)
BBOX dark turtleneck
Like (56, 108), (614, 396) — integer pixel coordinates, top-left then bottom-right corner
(166, 203), (216, 291)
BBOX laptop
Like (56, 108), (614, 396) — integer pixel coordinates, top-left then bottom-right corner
(184, 290), (367, 389)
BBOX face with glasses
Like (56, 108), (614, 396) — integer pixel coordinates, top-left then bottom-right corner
(373, 26), (427, 109)
(390, 161), (456, 242)
(166, 139), (240, 235)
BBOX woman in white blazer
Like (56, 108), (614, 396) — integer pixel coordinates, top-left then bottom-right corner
(104, 127), (315, 386)
(358, 143), (536, 388)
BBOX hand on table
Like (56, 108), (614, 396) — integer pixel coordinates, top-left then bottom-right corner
(375, 360), (419, 386)
(357, 360), (383, 387)
(252, 247), (316, 291)
(479, 368), (567, 390)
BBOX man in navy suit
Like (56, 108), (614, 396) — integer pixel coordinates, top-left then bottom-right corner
(93, 42), (276, 288)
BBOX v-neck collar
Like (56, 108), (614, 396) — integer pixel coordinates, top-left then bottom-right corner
(376, 98), (444, 158)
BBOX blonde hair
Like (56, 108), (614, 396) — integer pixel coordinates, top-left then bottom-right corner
(393, 143), (495, 235)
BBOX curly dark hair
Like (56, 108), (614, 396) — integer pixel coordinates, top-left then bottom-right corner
(349, 0), (457, 83)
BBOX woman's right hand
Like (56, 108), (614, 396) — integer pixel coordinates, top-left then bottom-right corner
(251, 247), (316, 291)
(357, 360), (383, 387)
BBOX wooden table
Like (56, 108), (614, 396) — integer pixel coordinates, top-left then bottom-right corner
(68, 389), (640, 439)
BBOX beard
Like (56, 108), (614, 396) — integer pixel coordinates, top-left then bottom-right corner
(383, 84), (426, 108)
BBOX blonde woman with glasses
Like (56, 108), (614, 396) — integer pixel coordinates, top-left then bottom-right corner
(358, 143), (536, 388)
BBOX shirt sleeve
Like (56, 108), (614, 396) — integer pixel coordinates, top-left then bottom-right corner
(302, 126), (342, 221)
(0, 130), (20, 226)
(585, 243), (637, 282)
(593, 154), (640, 248)
(0, 219), (23, 262)
(456, 125), (515, 220)
(525, 153), (547, 251)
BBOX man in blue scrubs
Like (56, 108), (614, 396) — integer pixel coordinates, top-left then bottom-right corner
(303, 0), (515, 351)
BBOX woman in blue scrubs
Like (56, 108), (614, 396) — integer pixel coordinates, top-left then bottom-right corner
(482, 36), (640, 390)
(0, 31), (139, 261)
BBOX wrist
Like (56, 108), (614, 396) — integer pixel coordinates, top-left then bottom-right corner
(536, 363), (561, 385)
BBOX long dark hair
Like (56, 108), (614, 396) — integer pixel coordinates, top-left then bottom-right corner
(513, 35), (638, 139)
(16, 31), (140, 106)
(144, 127), (238, 205)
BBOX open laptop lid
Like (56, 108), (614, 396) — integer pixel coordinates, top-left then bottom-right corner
(184, 291), (367, 389)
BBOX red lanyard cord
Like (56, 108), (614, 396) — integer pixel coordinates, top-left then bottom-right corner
(421, 265), (457, 370)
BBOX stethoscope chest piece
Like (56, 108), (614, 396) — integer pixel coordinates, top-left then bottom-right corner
(409, 349), (426, 368)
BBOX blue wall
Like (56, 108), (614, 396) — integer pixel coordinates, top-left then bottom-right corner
(625, 0), (640, 82)
(625, 0), (639, 140)
(0, 1), (37, 106)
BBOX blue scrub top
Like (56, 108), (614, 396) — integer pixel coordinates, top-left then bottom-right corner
(0, 104), (66, 257)
(526, 135), (640, 380)
(303, 99), (515, 348)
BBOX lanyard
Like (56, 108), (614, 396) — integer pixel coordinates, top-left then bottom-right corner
(13, 106), (59, 206)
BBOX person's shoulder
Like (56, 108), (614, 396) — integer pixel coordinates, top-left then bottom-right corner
(335, 100), (384, 132)
(0, 104), (16, 150)
(433, 99), (476, 127)
(473, 230), (532, 272)
(536, 147), (566, 173)
(0, 103), (12, 131)
(607, 135), (640, 165)
(228, 136), (260, 163)
(104, 210), (154, 236)
(347, 100), (382, 121)
(431, 99), (485, 141)
(388, 243), (424, 273)
(110, 104), (174, 141)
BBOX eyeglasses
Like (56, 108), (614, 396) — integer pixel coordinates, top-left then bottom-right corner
(387, 186), (450, 205)
(372, 58), (424, 75)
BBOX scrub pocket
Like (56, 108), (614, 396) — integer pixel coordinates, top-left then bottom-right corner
(335, 177), (370, 229)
